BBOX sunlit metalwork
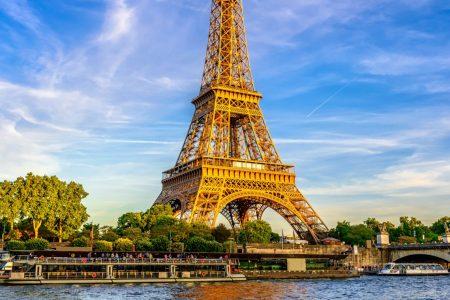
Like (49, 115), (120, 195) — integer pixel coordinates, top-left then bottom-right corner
(154, 0), (328, 243)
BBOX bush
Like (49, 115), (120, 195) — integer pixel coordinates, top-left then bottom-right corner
(150, 236), (170, 252)
(185, 237), (224, 253)
(71, 237), (89, 247)
(206, 240), (223, 253)
(94, 240), (113, 252)
(171, 242), (184, 253)
(114, 238), (134, 252)
(6, 239), (26, 251)
(25, 238), (50, 250)
(135, 238), (152, 251)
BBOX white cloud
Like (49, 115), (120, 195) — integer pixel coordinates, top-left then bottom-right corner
(307, 158), (450, 197)
(360, 53), (450, 76)
(0, 117), (60, 180)
(97, 0), (135, 42)
(0, 0), (41, 33)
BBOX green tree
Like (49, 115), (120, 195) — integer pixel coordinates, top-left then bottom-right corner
(329, 221), (351, 241)
(122, 227), (143, 241)
(47, 179), (89, 242)
(150, 216), (190, 242)
(20, 173), (54, 238)
(71, 237), (89, 247)
(94, 240), (113, 252)
(212, 224), (231, 243)
(0, 179), (23, 235)
(79, 223), (100, 240)
(238, 220), (272, 244)
(330, 221), (375, 246)
(114, 238), (134, 252)
(345, 224), (375, 246)
(150, 236), (170, 251)
(117, 212), (144, 232)
(189, 222), (213, 240)
(364, 218), (381, 233)
(431, 217), (450, 235)
(270, 232), (281, 243)
(396, 216), (436, 243)
(100, 226), (120, 242)
(135, 238), (153, 251)
(143, 204), (173, 230)
(185, 237), (224, 253)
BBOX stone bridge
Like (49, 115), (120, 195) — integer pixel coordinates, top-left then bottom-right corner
(387, 243), (450, 268)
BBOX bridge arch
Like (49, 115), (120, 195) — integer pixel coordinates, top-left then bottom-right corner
(393, 251), (449, 264)
(212, 190), (319, 242)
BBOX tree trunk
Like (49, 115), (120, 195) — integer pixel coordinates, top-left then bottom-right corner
(33, 220), (41, 239)
(9, 220), (14, 232)
(58, 222), (63, 243)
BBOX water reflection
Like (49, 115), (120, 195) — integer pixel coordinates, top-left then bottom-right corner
(1, 276), (450, 300)
(177, 281), (304, 299)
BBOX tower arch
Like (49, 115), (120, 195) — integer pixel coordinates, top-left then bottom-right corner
(214, 191), (318, 241)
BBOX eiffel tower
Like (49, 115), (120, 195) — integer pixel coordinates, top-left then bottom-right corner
(154, 0), (328, 243)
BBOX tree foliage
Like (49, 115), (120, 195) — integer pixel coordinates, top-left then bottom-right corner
(150, 236), (170, 252)
(212, 224), (231, 243)
(329, 221), (375, 246)
(5, 240), (25, 250)
(117, 212), (144, 233)
(94, 240), (113, 252)
(71, 237), (89, 247)
(330, 216), (446, 246)
(0, 180), (22, 232)
(47, 180), (89, 242)
(431, 217), (450, 235)
(135, 238), (153, 251)
(25, 238), (50, 250)
(143, 204), (173, 230)
(0, 173), (88, 241)
(185, 237), (223, 253)
(114, 238), (134, 252)
(100, 226), (120, 242)
(238, 220), (272, 244)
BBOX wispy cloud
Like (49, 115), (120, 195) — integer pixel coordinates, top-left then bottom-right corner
(360, 53), (450, 76)
(97, 0), (135, 43)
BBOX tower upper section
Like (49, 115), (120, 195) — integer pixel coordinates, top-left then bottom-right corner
(200, 0), (255, 94)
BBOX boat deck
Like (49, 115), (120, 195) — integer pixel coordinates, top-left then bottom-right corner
(1, 257), (246, 285)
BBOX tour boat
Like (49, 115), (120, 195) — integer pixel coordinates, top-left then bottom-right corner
(0, 255), (246, 285)
(378, 263), (449, 276)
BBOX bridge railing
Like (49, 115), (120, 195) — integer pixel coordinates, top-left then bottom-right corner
(387, 243), (450, 250)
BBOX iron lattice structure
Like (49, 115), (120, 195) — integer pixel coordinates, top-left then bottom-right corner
(154, 0), (328, 243)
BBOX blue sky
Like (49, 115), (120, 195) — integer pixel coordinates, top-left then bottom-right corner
(0, 0), (449, 232)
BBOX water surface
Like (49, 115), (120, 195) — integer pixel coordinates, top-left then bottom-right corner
(2, 276), (449, 299)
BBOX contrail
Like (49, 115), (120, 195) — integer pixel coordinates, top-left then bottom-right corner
(306, 79), (354, 118)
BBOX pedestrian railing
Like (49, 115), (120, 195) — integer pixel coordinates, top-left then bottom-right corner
(14, 257), (235, 265)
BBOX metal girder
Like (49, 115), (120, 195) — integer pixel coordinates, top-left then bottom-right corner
(153, 0), (329, 244)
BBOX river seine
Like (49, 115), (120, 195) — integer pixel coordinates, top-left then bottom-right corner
(2, 276), (449, 299)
